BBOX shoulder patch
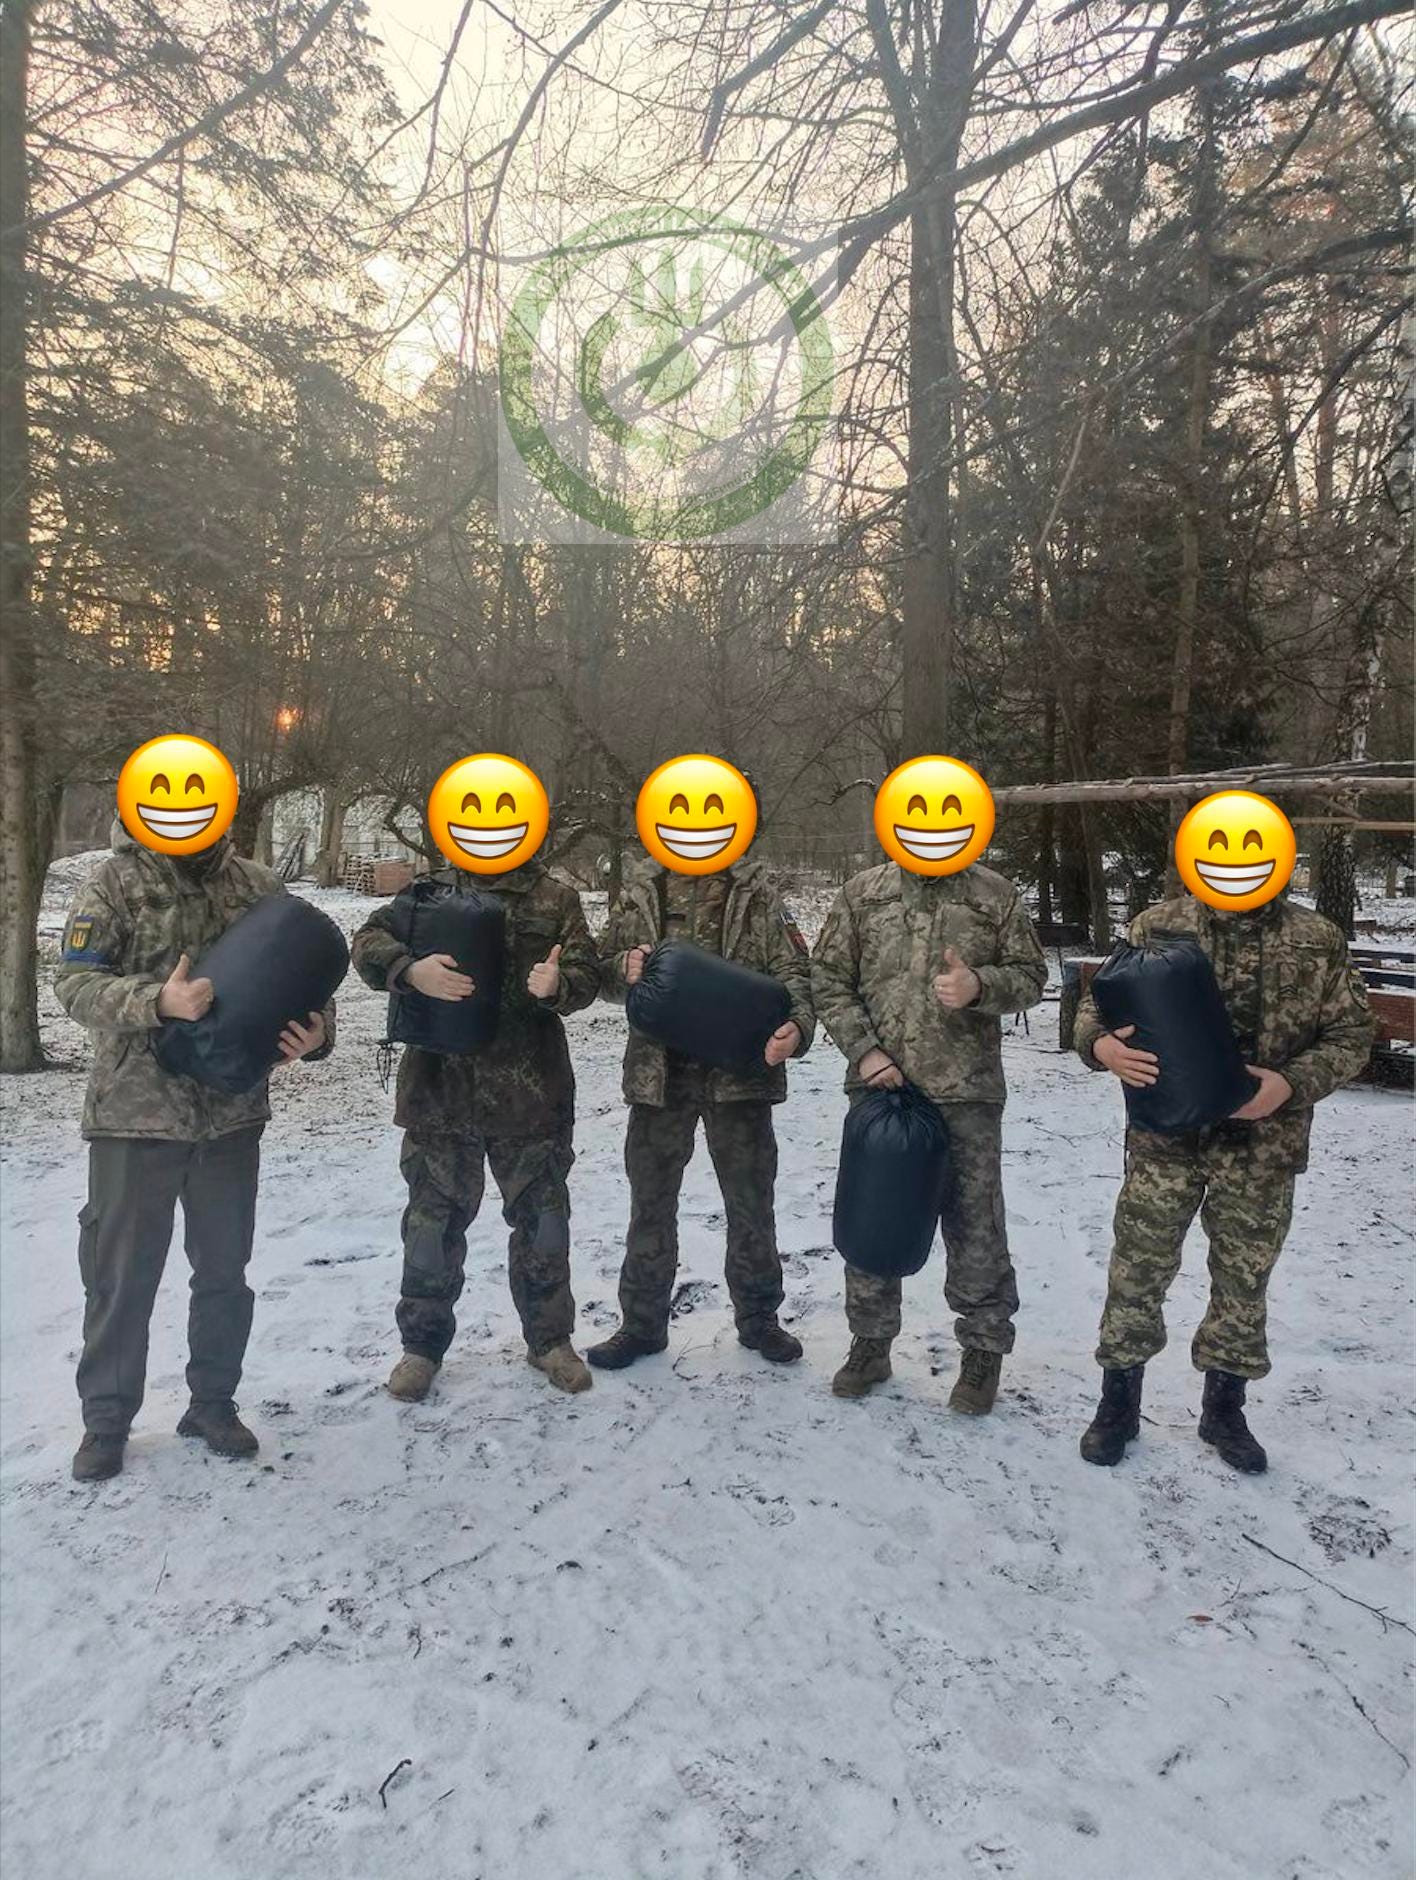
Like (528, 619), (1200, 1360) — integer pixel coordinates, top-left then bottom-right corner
(62, 913), (114, 966)
(780, 908), (809, 956)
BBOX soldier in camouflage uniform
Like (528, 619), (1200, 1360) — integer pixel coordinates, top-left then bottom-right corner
(352, 860), (600, 1398)
(1074, 892), (1374, 1472)
(55, 821), (335, 1482)
(588, 857), (816, 1369)
(812, 861), (1046, 1411)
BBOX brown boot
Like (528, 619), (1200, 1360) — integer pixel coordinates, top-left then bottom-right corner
(832, 1336), (893, 1398)
(949, 1348), (1003, 1416)
(528, 1342), (593, 1393)
(738, 1319), (803, 1363)
(586, 1325), (668, 1370)
(176, 1400), (259, 1458)
(72, 1432), (126, 1482)
(387, 1352), (440, 1402)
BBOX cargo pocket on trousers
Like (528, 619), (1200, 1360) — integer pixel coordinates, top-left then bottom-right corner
(77, 1200), (101, 1290)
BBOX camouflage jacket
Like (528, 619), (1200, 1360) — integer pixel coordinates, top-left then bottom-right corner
(1074, 894), (1375, 1171)
(600, 857), (815, 1106)
(351, 862), (598, 1139)
(54, 821), (336, 1143)
(811, 862), (1046, 1105)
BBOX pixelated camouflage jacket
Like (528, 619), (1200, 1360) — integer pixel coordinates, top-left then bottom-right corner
(599, 857), (816, 1106)
(1073, 894), (1375, 1170)
(351, 861), (598, 1139)
(811, 861), (1046, 1105)
(54, 820), (336, 1143)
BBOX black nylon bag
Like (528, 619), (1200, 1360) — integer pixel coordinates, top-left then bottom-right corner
(832, 1085), (950, 1279)
(385, 882), (506, 1056)
(1089, 933), (1259, 1132)
(154, 892), (349, 1095)
(625, 939), (791, 1073)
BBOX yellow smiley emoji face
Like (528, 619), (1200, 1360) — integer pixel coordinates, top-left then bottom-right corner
(1175, 791), (1295, 912)
(874, 756), (995, 876)
(637, 755), (757, 875)
(428, 754), (550, 874)
(116, 735), (238, 855)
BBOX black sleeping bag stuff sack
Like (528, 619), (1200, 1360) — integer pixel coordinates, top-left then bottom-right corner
(153, 892), (349, 1095)
(1089, 932), (1259, 1133)
(833, 1084), (950, 1279)
(625, 939), (791, 1073)
(385, 882), (506, 1056)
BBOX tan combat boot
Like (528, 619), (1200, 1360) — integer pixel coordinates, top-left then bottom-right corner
(949, 1348), (1002, 1416)
(528, 1342), (593, 1393)
(831, 1336), (893, 1398)
(387, 1353), (440, 1402)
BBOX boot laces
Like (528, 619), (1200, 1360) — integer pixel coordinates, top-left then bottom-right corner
(960, 1348), (995, 1385)
(846, 1338), (885, 1370)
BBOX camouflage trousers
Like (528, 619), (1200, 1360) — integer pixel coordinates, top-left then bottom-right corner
(845, 1100), (1018, 1354)
(397, 1128), (575, 1361)
(619, 1077), (784, 1338)
(1096, 1127), (1297, 1379)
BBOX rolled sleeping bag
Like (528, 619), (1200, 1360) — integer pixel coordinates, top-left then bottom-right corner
(154, 892), (349, 1095)
(833, 1084), (950, 1279)
(625, 939), (791, 1074)
(1089, 932), (1259, 1132)
(386, 884), (506, 1056)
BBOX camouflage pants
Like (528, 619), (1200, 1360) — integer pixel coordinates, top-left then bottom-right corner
(845, 1100), (1018, 1354)
(397, 1129), (575, 1361)
(1096, 1129), (1296, 1379)
(619, 1089), (784, 1338)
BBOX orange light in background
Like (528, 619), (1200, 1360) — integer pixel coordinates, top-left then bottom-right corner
(275, 706), (300, 733)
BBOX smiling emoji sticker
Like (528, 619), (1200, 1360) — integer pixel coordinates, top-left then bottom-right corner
(874, 756), (995, 876)
(428, 754), (550, 874)
(637, 755), (757, 875)
(117, 734), (238, 855)
(1175, 790), (1295, 912)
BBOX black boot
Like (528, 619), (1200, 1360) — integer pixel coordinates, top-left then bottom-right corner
(1079, 1365), (1144, 1466)
(738, 1319), (803, 1363)
(586, 1325), (669, 1370)
(1198, 1371), (1268, 1474)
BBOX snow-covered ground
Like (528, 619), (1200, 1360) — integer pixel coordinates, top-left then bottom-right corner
(2, 867), (1412, 1880)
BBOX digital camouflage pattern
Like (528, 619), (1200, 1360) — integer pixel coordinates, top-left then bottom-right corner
(55, 821), (335, 1142)
(811, 862), (1046, 1104)
(351, 861), (599, 1139)
(397, 1129), (576, 1359)
(1073, 893), (1375, 1171)
(600, 857), (815, 1106)
(1096, 1130), (1296, 1377)
(1076, 894), (1375, 1378)
(842, 1098), (1019, 1354)
(619, 1063), (783, 1338)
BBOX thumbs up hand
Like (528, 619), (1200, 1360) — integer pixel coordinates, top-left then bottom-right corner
(527, 942), (563, 1001)
(157, 952), (215, 1021)
(933, 945), (982, 1011)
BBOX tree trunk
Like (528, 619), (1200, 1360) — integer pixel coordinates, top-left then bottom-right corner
(0, 0), (45, 1072)
(872, 0), (974, 753)
(314, 789), (346, 887)
(1166, 76), (1216, 885)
